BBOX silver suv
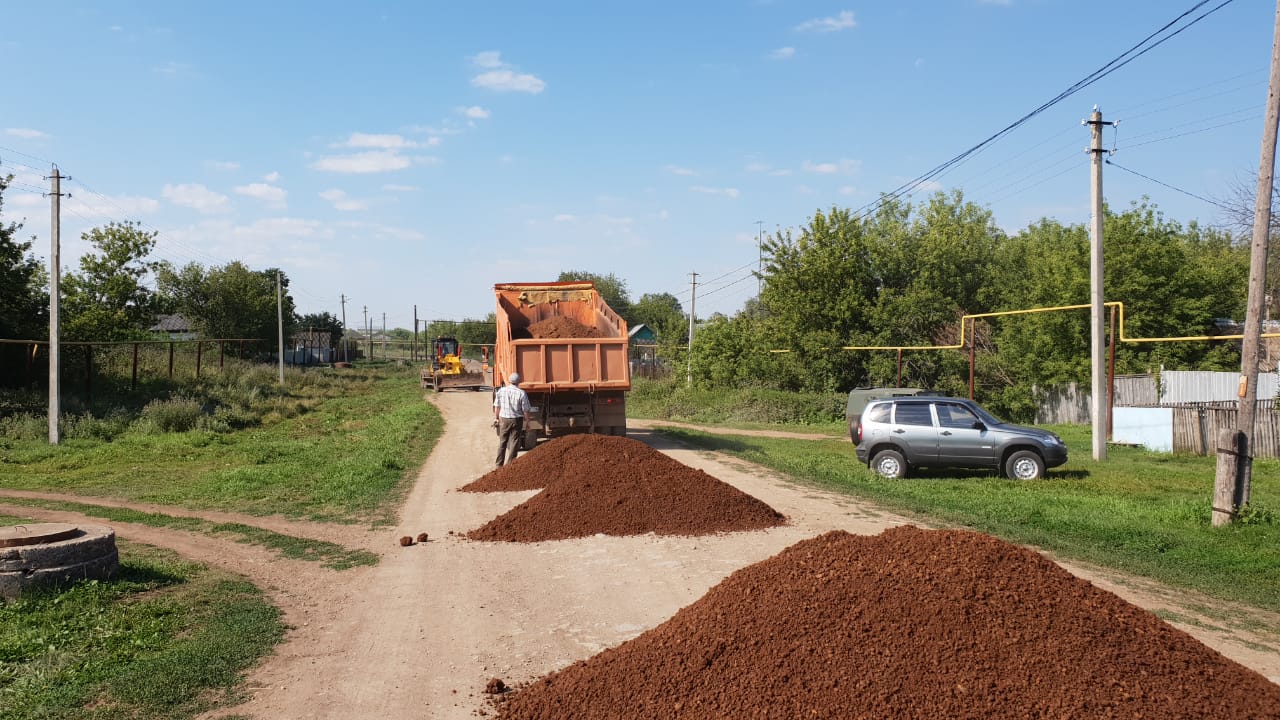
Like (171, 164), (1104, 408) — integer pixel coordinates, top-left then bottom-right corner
(854, 397), (1067, 480)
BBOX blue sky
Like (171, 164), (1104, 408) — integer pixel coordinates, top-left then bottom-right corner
(1, 1), (1273, 330)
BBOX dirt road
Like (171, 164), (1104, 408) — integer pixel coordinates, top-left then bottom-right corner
(7, 391), (1278, 719)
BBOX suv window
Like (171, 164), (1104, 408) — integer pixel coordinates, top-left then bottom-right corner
(893, 403), (933, 426)
(936, 402), (979, 429)
(864, 403), (891, 424)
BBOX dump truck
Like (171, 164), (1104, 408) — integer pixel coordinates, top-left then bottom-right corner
(493, 282), (631, 450)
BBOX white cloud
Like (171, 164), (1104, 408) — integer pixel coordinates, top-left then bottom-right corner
(5, 128), (48, 139)
(912, 179), (944, 193)
(691, 185), (740, 199)
(553, 213), (577, 222)
(311, 151), (412, 173)
(770, 169), (793, 177)
(319, 189), (368, 211)
(471, 50), (504, 68)
(802, 159), (861, 174)
(795, 10), (856, 33)
(460, 105), (490, 119)
(207, 160), (240, 171)
(382, 183), (419, 192)
(839, 185), (857, 196)
(665, 165), (697, 177)
(234, 182), (287, 208)
(470, 51), (546, 93)
(263, 171), (280, 182)
(339, 132), (428, 150)
(770, 47), (796, 60)
(9, 193), (43, 209)
(472, 69), (546, 94)
(162, 183), (229, 213)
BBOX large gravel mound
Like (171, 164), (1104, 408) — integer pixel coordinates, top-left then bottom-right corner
(495, 527), (1280, 719)
(460, 434), (602, 493)
(465, 435), (785, 541)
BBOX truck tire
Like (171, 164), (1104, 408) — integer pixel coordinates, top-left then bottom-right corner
(1004, 450), (1045, 480)
(611, 425), (627, 437)
(522, 430), (539, 451)
(870, 449), (908, 479)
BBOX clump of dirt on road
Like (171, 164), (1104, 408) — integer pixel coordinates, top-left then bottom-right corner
(464, 435), (784, 541)
(527, 315), (600, 338)
(494, 526), (1280, 719)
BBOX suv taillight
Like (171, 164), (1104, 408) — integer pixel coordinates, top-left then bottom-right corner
(855, 421), (863, 444)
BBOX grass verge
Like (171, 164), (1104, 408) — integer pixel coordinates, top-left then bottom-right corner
(0, 536), (284, 720)
(1, 365), (443, 525)
(2, 499), (377, 571)
(659, 425), (1280, 613)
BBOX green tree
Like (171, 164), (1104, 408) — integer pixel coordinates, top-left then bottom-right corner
(62, 221), (161, 340)
(157, 261), (298, 340)
(557, 270), (632, 321)
(0, 175), (47, 339)
(631, 292), (686, 353)
(298, 311), (344, 348)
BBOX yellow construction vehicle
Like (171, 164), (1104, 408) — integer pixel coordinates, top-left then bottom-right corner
(421, 336), (486, 392)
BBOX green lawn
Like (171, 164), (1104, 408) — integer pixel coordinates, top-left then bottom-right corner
(657, 425), (1280, 612)
(0, 365), (443, 525)
(0, 520), (284, 720)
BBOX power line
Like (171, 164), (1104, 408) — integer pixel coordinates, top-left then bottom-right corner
(849, 0), (1237, 220)
(1121, 116), (1255, 150)
(1104, 158), (1234, 212)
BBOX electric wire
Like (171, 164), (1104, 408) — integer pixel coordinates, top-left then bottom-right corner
(1104, 158), (1235, 212)
(849, 0), (1236, 221)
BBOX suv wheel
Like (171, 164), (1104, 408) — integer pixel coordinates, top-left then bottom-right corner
(1005, 450), (1045, 480)
(871, 449), (907, 479)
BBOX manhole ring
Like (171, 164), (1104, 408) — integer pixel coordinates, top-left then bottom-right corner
(0, 523), (83, 548)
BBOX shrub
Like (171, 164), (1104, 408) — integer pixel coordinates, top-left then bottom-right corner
(139, 395), (205, 433)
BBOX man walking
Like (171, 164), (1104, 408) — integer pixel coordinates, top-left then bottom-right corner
(493, 372), (533, 468)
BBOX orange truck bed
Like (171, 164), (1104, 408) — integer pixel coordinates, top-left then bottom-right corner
(493, 282), (631, 392)
(493, 282), (631, 443)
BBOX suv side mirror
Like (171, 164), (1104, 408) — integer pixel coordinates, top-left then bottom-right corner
(972, 420), (986, 431)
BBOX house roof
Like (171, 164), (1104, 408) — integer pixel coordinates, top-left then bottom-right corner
(150, 314), (191, 332)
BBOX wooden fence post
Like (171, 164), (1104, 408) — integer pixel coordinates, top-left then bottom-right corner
(168, 342), (175, 380)
(131, 343), (139, 391)
(1213, 428), (1246, 527)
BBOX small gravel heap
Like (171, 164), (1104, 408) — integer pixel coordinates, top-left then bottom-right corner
(464, 434), (785, 541)
(495, 527), (1280, 719)
(527, 315), (601, 338)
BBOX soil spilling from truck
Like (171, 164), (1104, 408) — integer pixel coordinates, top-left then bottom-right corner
(526, 315), (601, 339)
(464, 435), (785, 541)
(493, 526), (1280, 719)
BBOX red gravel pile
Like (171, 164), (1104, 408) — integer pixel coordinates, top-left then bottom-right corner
(459, 434), (604, 493)
(495, 527), (1280, 719)
(527, 315), (600, 338)
(465, 435), (785, 541)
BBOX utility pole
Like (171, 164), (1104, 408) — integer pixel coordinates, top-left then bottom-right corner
(340, 293), (349, 362)
(363, 305), (369, 361)
(755, 220), (764, 298)
(47, 165), (67, 445)
(1086, 107), (1112, 462)
(276, 270), (284, 383)
(413, 305), (418, 361)
(1219, 0), (1280, 525)
(382, 312), (387, 361)
(687, 271), (698, 386)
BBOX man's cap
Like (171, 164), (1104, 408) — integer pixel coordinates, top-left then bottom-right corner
(509, 372), (521, 384)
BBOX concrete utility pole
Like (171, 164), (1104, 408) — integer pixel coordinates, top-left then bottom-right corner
(413, 305), (418, 361)
(47, 165), (66, 445)
(755, 220), (764, 298)
(1086, 107), (1112, 462)
(363, 305), (369, 361)
(687, 271), (698, 386)
(340, 293), (349, 362)
(1218, 0), (1280, 525)
(276, 271), (285, 383)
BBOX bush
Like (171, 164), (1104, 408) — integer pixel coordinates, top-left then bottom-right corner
(139, 395), (205, 433)
(63, 408), (134, 440)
